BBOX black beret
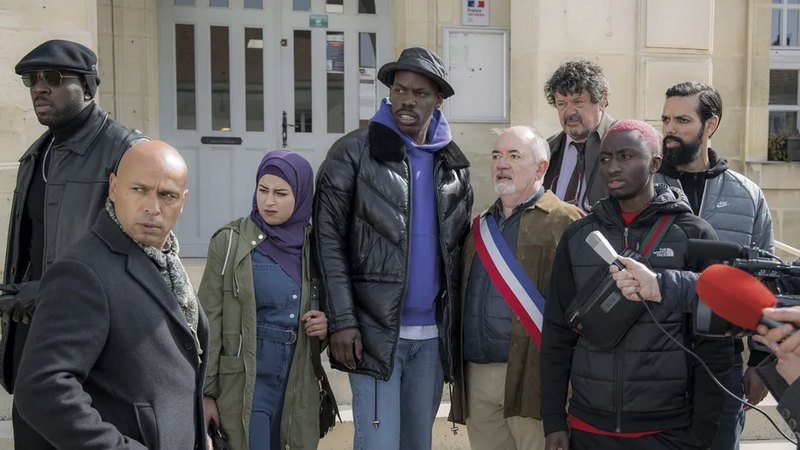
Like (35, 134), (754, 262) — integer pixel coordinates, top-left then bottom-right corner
(15, 39), (99, 77)
(378, 47), (454, 98)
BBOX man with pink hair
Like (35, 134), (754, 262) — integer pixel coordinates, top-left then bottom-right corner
(540, 119), (731, 449)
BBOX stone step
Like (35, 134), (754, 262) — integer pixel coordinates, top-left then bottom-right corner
(741, 441), (797, 449)
(318, 405), (470, 450)
(743, 394), (796, 441)
(0, 415), (794, 449)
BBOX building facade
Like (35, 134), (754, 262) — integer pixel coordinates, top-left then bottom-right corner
(0, 0), (798, 261)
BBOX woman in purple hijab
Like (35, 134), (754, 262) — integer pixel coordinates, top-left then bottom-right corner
(198, 150), (328, 450)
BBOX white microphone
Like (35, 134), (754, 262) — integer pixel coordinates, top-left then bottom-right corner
(586, 230), (626, 271)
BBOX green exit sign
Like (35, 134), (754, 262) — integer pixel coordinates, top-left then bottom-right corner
(309, 14), (328, 28)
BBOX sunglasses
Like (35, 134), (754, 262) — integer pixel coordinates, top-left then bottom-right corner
(21, 70), (81, 88)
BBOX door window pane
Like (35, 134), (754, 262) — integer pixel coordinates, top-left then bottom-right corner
(358, 32), (377, 127)
(359, 0), (376, 14)
(769, 110), (799, 134)
(210, 0), (228, 6)
(294, 30), (312, 133)
(790, 10), (800, 46)
(770, 70), (799, 105)
(210, 26), (231, 131)
(773, 9), (782, 46)
(293, 0), (311, 11)
(327, 32), (345, 133)
(326, 0), (344, 13)
(175, 24), (196, 130)
(244, 0), (263, 8)
(359, 32), (377, 68)
(245, 28), (264, 132)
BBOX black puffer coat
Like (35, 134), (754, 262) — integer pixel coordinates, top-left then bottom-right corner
(541, 185), (733, 447)
(313, 121), (473, 381)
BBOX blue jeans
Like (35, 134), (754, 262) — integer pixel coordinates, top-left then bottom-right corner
(248, 324), (296, 450)
(349, 338), (444, 450)
(711, 360), (744, 450)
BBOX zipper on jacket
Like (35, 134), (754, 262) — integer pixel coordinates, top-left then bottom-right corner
(614, 342), (624, 432)
(40, 141), (57, 276)
(623, 227), (630, 250)
(394, 155), (412, 351)
(432, 158), (456, 382)
(697, 179), (708, 217)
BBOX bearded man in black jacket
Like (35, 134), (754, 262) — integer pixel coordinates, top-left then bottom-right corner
(541, 119), (732, 450)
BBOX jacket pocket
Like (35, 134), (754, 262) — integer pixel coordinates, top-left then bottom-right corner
(133, 402), (159, 449)
(216, 355), (247, 420)
(218, 355), (245, 374)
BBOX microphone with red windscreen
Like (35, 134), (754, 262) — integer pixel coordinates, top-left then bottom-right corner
(696, 264), (784, 330)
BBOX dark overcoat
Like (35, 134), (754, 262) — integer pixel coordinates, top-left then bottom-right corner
(14, 211), (209, 450)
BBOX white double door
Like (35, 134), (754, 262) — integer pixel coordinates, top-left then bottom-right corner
(158, 0), (392, 256)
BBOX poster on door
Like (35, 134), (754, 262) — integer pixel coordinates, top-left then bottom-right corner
(326, 34), (345, 74)
(359, 67), (377, 126)
(463, 0), (489, 26)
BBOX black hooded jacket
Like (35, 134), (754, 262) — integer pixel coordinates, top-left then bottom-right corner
(540, 184), (733, 446)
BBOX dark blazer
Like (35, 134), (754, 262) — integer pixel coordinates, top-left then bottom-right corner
(14, 211), (209, 450)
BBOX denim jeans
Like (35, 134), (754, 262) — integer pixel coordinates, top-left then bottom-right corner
(711, 360), (744, 450)
(349, 338), (444, 450)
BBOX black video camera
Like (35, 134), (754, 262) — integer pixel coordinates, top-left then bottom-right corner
(690, 239), (800, 337)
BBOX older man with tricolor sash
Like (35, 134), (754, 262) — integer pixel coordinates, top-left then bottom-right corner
(449, 126), (583, 450)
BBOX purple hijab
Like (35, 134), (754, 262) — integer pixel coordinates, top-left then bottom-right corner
(249, 150), (314, 285)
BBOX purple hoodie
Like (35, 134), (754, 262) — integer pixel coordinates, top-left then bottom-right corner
(370, 98), (453, 326)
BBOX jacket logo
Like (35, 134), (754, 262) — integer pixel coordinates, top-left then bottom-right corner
(652, 247), (675, 258)
(716, 200), (729, 208)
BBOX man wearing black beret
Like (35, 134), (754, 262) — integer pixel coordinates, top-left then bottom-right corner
(1, 39), (146, 449)
(313, 47), (472, 449)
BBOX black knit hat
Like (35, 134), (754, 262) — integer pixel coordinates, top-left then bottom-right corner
(15, 40), (100, 97)
(378, 47), (454, 98)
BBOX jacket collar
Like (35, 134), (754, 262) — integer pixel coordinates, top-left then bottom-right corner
(91, 210), (193, 336)
(232, 217), (267, 268)
(658, 147), (729, 180)
(548, 112), (615, 154)
(487, 189), (563, 217)
(20, 103), (109, 162)
(367, 121), (470, 170)
(592, 183), (692, 228)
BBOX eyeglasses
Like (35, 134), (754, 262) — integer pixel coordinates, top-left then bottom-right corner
(21, 70), (81, 88)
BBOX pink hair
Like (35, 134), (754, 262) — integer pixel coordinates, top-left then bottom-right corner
(606, 119), (662, 156)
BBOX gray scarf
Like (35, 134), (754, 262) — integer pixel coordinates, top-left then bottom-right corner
(105, 199), (201, 356)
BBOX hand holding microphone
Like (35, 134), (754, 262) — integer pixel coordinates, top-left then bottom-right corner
(586, 231), (662, 302)
(610, 257), (662, 303)
(753, 307), (800, 385)
(697, 265), (800, 385)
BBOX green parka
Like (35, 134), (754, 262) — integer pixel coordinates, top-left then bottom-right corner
(198, 217), (321, 450)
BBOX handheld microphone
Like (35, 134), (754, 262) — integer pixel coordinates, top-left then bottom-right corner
(586, 231), (625, 271)
(696, 264), (784, 330)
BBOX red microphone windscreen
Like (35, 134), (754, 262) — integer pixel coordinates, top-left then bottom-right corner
(696, 264), (777, 330)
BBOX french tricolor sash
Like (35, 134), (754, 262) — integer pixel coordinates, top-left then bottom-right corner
(472, 213), (546, 349)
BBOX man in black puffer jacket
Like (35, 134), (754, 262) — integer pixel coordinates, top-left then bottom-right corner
(313, 47), (472, 450)
(541, 120), (732, 450)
